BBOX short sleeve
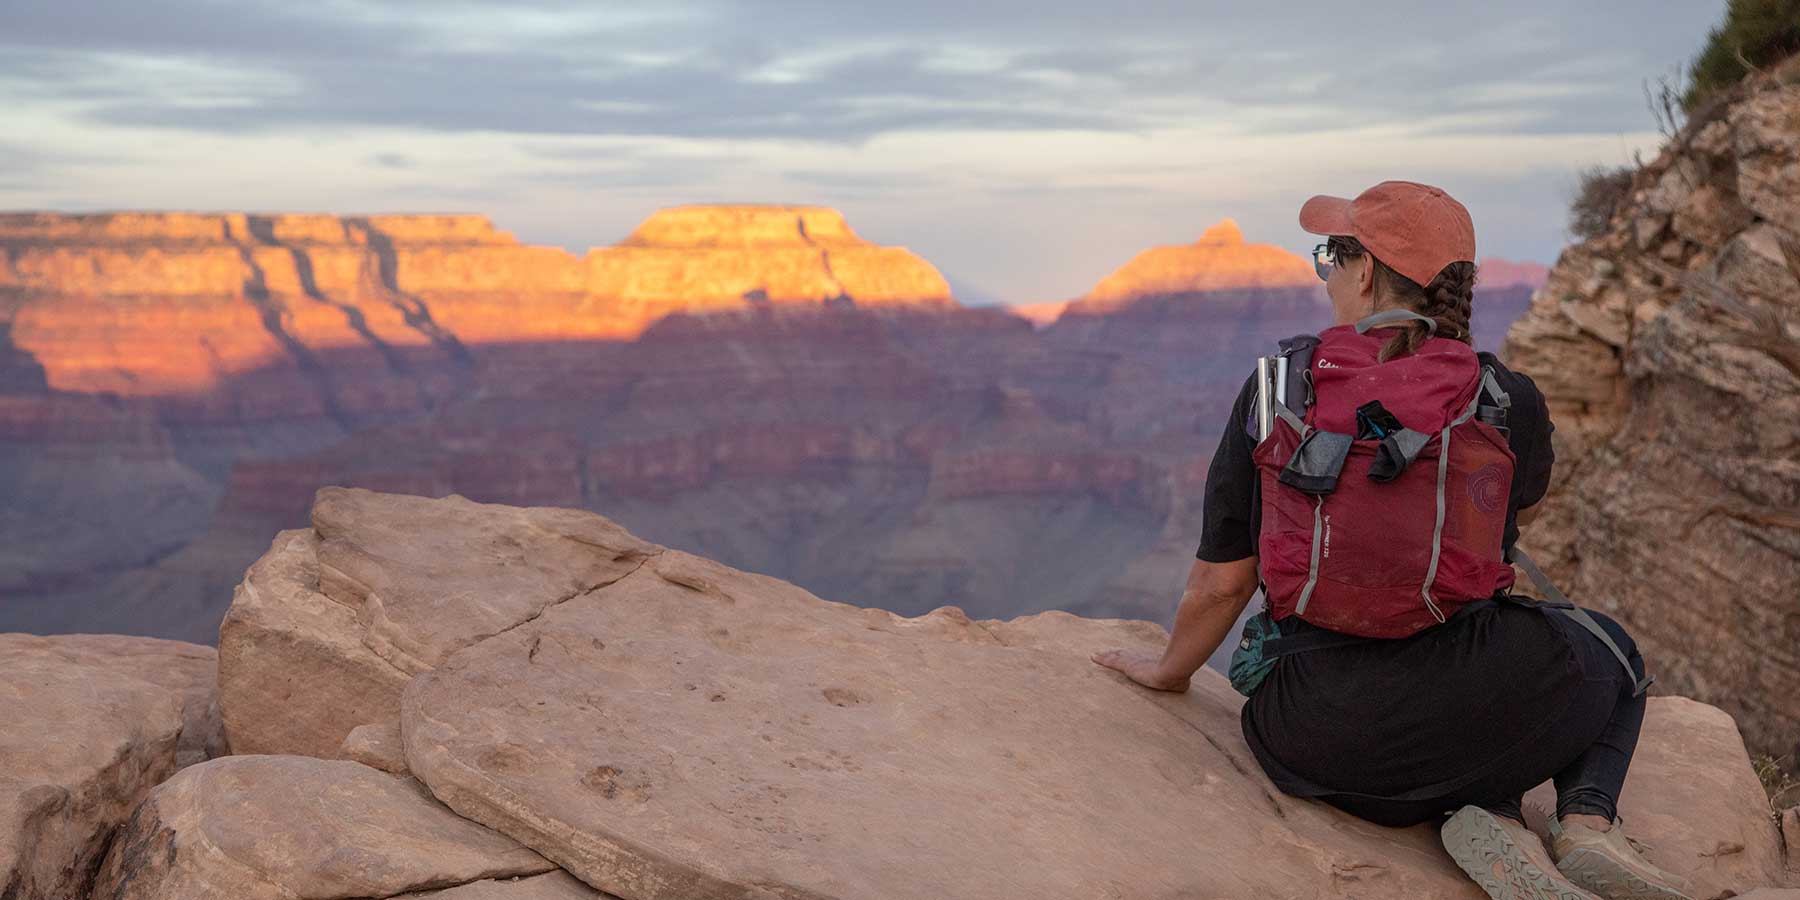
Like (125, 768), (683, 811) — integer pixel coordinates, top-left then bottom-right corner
(1506, 371), (1555, 510)
(1480, 355), (1556, 554)
(1196, 374), (1262, 562)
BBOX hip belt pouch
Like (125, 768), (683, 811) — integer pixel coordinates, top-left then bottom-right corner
(1227, 608), (1283, 696)
(1277, 429), (1352, 495)
(1229, 607), (1375, 696)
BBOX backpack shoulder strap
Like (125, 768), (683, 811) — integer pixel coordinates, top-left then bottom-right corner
(1510, 547), (1655, 697)
(1276, 333), (1320, 412)
(1355, 308), (1438, 335)
(1475, 365), (1512, 430)
(1479, 366), (1511, 408)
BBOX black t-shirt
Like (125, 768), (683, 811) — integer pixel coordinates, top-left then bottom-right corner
(1196, 351), (1555, 563)
(1194, 350), (1585, 803)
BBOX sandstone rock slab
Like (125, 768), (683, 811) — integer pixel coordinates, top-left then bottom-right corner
(4, 633), (226, 766)
(403, 549), (1492, 900)
(397, 871), (609, 899)
(311, 486), (660, 674)
(219, 527), (415, 757)
(219, 488), (661, 757)
(342, 720), (410, 774)
(1524, 697), (1791, 897)
(0, 634), (219, 900)
(94, 755), (554, 900)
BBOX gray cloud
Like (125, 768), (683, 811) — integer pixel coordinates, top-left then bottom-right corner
(0, 142), (44, 169)
(0, 143), (44, 191)
(1, 0), (406, 59)
(0, 1), (1722, 143)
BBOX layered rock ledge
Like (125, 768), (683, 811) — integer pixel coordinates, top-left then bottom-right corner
(154, 488), (1797, 899)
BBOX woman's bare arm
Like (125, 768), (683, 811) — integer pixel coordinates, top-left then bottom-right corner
(1091, 555), (1261, 692)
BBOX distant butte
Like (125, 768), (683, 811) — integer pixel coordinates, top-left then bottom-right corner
(1476, 257), (1551, 290)
(1005, 301), (1071, 329)
(1068, 218), (1318, 314)
(594, 205), (954, 314)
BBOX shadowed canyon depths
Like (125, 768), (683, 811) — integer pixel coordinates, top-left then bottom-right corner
(0, 206), (1538, 649)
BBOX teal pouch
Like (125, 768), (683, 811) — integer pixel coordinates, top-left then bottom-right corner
(1227, 607), (1282, 696)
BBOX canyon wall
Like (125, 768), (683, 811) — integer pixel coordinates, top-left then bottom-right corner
(1503, 57), (1800, 759)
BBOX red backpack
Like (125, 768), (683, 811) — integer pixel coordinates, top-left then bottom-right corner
(1253, 310), (1517, 638)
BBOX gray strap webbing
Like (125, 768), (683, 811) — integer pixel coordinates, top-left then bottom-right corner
(1294, 496), (1325, 616)
(1420, 376), (1491, 623)
(1419, 423), (1451, 623)
(1354, 309), (1438, 335)
(1479, 367), (1511, 409)
(1511, 548), (1654, 697)
(1272, 397), (1308, 438)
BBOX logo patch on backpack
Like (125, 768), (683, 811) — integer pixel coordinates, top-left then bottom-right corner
(1467, 463), (1507, 513)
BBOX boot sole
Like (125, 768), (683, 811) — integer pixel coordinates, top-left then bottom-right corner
(1441, 806), (1597, 900)
(1556, 847), (1694, 900)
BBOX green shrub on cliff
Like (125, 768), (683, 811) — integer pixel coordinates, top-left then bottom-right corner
(1753, 753), (1800, 818)
(1684, 0), (1800, 110)
(1569, 165), (1637, 241)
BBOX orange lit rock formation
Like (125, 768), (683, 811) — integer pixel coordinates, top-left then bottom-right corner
(1004, 301), (1070, 328)
(0, 206), (952, 398)
(1067, 218), (1317, 313)
(1476, 257), (1551, 290)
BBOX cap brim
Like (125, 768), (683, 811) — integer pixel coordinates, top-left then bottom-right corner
(1298, 195), (1355, 236)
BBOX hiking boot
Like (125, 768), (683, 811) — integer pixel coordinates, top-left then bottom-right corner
(1549, 817), (1694, 900)
(1441, 805), (1602, 900)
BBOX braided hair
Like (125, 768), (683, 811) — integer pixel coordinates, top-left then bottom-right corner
(1327, 236), (1476, 361)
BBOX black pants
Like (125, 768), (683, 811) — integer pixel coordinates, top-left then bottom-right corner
(1324, 608), (1647, 827)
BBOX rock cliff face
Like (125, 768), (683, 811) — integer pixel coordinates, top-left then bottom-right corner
(1503, 57), (1800, 759)
(2, 488), (1766, 900)
(0, 206), (949, 399)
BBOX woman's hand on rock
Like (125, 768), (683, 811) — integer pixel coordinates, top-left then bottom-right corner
(1090, 649), (1190, 692)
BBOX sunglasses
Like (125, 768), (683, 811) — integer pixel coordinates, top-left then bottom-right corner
(1312, 240), (1362, 282)
(1312, 243), (1334, 282)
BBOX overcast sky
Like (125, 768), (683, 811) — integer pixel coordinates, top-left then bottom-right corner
(2, 1), (1725, 303)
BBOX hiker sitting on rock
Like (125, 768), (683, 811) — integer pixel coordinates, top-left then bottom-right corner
(1093, 181), (1694, 900)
